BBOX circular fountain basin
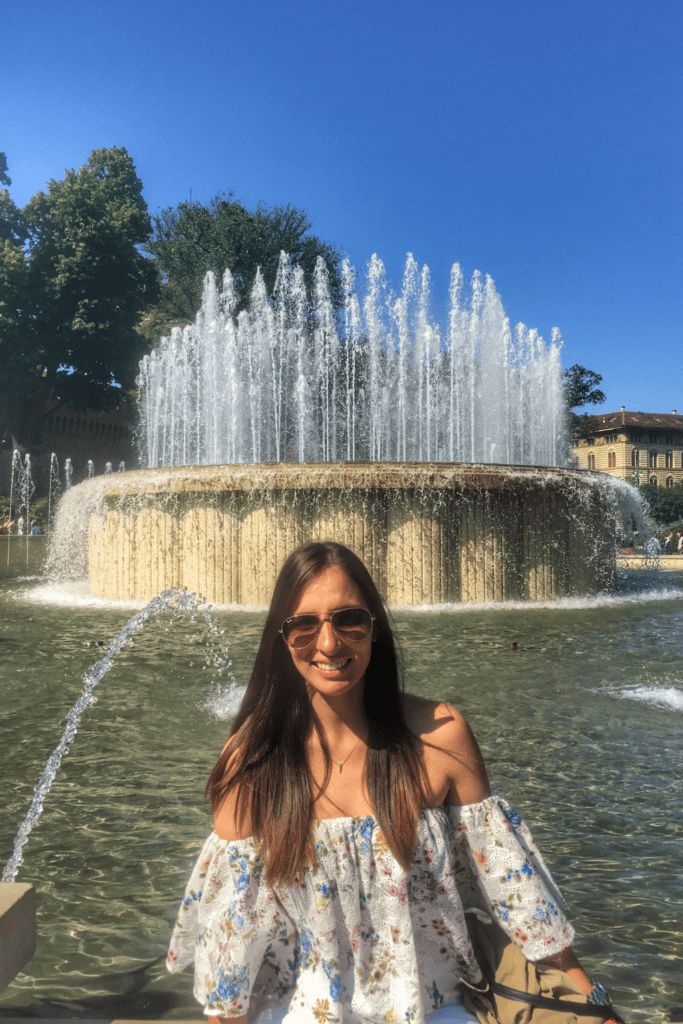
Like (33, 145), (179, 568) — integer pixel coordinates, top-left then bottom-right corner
(56, 462), (617, 605)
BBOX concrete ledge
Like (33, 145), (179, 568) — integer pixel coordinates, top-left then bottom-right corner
(0, 883), (36, 994)
(618, 554), (683, 569)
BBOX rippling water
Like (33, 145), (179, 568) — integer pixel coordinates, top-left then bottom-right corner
(1, 568), (682, 1021)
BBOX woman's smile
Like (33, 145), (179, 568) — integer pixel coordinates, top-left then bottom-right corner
(313, 657), (352, 673)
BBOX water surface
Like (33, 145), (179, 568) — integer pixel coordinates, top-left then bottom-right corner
(1, 569), (682, 1021)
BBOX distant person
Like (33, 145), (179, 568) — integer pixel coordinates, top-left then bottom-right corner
(17, 514), (27, 535)
(663, 532), (673, 554)
(677, 531), (683, 555)
(31, 520), (44, 535)
(0, 518), (9, 536)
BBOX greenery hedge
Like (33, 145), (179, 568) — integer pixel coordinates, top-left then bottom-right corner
(638, 483), (683, 526)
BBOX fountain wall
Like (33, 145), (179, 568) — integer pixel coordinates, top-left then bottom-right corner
(65, 463), (617, 605)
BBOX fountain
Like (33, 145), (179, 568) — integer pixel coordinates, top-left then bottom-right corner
(47, 252), (643, 605)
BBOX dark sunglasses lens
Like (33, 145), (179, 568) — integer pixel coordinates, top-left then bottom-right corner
(283, 615), (320, 647)
(333, 608), (372, 640)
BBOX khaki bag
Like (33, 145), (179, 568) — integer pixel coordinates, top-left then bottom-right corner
(459, 912), (616, 1024)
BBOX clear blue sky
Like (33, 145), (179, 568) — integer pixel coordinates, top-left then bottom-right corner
(4, 0), (681, 414)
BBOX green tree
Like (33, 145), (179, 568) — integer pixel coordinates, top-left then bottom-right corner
(0, 152), (10, 187)
(138, 193), (344, 345)
(562, 364), (606, 409)
(563, 363), (606, 439)
(638, 483), (683, 526)
(0, 147), (159, 452)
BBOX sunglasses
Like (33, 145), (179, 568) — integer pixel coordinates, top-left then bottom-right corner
(279, 607), (375, 649)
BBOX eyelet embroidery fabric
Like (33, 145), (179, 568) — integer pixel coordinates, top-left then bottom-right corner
(167, 794), (574, 1023)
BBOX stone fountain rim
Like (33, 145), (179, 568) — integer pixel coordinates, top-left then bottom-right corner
(68, 461), (607, 498)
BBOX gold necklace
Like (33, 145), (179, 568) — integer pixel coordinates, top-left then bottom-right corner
(335, 734), (364, 773)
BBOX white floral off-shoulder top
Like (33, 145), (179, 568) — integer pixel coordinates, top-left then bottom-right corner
(167, 794), (574, 1024)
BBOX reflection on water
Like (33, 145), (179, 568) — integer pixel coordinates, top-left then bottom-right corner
(1, 570), (683, 1021)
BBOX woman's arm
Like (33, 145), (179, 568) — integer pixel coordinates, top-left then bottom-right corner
(535, 950), (623, 1023)
(534, 946), (593, 993)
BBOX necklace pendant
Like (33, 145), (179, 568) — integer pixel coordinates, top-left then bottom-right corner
(338, 762), (343, 773)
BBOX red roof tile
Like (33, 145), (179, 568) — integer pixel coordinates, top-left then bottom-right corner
(581, 411), (683, 431)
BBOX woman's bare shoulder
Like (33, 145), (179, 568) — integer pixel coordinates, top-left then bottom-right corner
(402, 693), (490, 805)
(213, 739), (254, 841)
(402, 692), (469, 740)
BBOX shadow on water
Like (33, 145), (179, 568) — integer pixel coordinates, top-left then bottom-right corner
(1, 568), (683, 1021)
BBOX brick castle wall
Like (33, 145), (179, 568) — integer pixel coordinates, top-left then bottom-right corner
(1, 403), (139, 495)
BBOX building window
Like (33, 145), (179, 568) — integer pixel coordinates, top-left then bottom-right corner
(665, 434), (674, 445)
(606, 433), (618, 443)
(666, 477), (674, 488)
(649, 450), (658, 468)
(631, 449), (640, 467)
(666, 451), (673, 468)
(608, 451), (616, 467)
(649, 431), (658, 443)
(588, 454), (596, 470)
(650, 476), (658, 486)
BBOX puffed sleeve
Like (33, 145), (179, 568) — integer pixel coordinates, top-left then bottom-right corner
(447, 794), (575, 961)
(167, 832), (298, 1017)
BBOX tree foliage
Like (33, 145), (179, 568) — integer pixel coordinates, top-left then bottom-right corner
(0, 153), (10, 188)
(562, 364), (606, 410)
(563, 363), (606, 439)
(137, 194), (344, 345)
(638, 483), (683, 526)
(0, 147), (159, 451)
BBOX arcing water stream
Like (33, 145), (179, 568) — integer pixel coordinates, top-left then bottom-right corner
(2, 588), (243, 885)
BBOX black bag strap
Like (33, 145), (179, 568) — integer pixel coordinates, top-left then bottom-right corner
(491, 981), (614, 1018)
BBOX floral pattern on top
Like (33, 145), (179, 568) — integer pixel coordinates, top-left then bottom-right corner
(447, 797), (574, 958)
(167, 794), (574, 1023)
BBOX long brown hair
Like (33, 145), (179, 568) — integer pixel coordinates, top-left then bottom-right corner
(205, 540), (429, 884)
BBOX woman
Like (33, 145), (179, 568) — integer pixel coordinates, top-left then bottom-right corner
(168, 541), (618, 1024)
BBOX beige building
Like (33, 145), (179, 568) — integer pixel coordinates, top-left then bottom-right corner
(572, 408), (683, 488)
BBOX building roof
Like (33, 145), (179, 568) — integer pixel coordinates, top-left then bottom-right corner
(580, 410), (683, 432)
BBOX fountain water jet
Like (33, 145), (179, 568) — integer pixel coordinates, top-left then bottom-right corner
(137, 255), (566, 468)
